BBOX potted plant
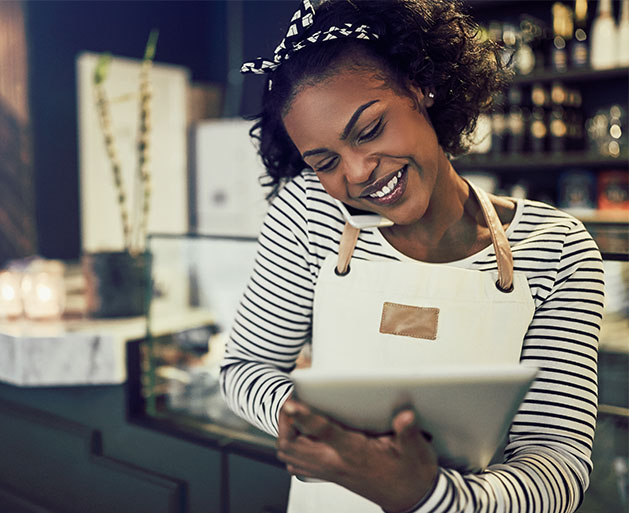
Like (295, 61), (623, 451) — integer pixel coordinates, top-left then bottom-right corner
(83, 30), (158, 318)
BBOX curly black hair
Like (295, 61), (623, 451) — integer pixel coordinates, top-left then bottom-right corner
(249, 0), (511, 197)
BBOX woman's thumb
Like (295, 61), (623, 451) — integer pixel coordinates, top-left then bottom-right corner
(392, 409), (432, 444)
(393, 409), (417, 435)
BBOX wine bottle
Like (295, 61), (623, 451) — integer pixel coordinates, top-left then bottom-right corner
(565, 88), (585, 151)
(502, 22), (519, 68)
(571, 0), (589, 68)
(551, 3), (573, 72)
(590, 0), (618, 69)
(491, 92), (507, 155)
(549, 82), (568, 154)
(530, 83), (548, 154)
(521, 15), (551, 72)
(507, 86), (527, 154)
(608, 105), (625, 157)
(516, 17), (536, 74)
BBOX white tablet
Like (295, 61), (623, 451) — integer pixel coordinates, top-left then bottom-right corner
(291, 365), (538, 472)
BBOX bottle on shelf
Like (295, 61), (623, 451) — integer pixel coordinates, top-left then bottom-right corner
(565, 88), (585, 151)
(586, 110), (609, 154)
(571, 0), (589, 69)
(491, 91), (507, 155)
(598, 170), (629, 211)
(515, 17), (536, 75)
(590, 0), (618, 69)
(549, 82), (569, 154)
(586, 105), (626, 158)
(619, 0), (629, 65)
(488, 20), (502, 45)
(501, 22), (519, 69)
(468, 113), (493, 154)
(507, 86), (527, 154)
(558, 169), (597, 213)
(551, 2), (573, 72)
(488, 20), (509, 68)
(530, 83), (549, 154)
(519, 15), (550, 73)
(608, 105), (625, 157)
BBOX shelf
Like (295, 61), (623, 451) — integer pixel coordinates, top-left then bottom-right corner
(577, 211), (629, 224)
(143, 410), (277, 454)
(455, 151), (629, 171)
(512, 66), (629, 86)
(598, 404), (629, 418)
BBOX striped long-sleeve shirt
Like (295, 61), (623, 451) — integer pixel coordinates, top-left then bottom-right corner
(220, 169), (605, 513)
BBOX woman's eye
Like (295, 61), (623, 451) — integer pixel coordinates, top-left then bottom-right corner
(357, 118), (384, 143)
(315, 156), (338, 173)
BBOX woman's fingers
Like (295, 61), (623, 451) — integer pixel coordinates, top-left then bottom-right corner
(392, 408), (416, 433)
(286, 464), (317, 479)
(392, 409), (422, 446)
(277, 437), (320, 466)
(278, 397), (300, 442)
(284, 400), (343, 442)
(392, 409), (433, 445)
(277, 432), (342, 482)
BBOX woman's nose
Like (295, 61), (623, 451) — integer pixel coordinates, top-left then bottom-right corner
(343, 153), (378, 185)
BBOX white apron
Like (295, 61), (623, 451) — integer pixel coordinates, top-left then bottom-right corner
(287, 183), (535, 513)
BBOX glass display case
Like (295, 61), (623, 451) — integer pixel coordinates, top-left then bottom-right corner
(588, 257), (629, 513)
(133, 233), (277, 455)
(134, 233), (628, 512)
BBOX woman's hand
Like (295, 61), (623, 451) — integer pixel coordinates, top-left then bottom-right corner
(277, 397), (439, 513)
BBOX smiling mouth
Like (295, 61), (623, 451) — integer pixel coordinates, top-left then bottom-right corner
(360, 166), (408, 205)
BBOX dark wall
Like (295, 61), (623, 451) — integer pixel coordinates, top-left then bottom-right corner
(26, 0), (222, 259)
(26, 0), (298, 260)
(23, 0), (627, 260)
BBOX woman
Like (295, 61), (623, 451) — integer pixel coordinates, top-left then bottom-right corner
(220, 1), (605, 511)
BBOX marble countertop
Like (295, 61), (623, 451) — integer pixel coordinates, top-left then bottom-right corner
(0, 309), (214, 387)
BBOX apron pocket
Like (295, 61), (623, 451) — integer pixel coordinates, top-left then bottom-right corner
(379, 302), (439, 340)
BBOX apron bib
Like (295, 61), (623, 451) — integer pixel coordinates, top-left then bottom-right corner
(287, 183), (535, 513)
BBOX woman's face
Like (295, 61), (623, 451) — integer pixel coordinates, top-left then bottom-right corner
(282, 64), (440, 226)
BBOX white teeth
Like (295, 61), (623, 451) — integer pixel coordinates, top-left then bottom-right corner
(369, 169), (404, 198)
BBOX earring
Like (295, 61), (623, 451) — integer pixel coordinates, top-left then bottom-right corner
(428, 92), (435, 99)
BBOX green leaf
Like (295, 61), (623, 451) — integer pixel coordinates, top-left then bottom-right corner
(143, 29), (159, 62)
(93, 53), (112, 85)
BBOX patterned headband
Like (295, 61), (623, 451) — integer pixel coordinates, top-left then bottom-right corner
(240, 0), (379, 75)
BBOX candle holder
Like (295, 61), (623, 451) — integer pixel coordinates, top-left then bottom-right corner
(0, 270), (23, 319)
(21, 259), (66, 320)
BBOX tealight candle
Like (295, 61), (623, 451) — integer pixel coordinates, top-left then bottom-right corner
(21, 260), (66, 320)
(0, 270), (23, 318)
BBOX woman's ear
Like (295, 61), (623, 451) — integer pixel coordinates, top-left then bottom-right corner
(422, 88), (436, 108)
(409, 83), (435, 108)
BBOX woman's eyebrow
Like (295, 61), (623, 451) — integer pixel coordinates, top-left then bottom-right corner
(301, 99), (381, 159)
(302, 148), (328, 159)
(340, 99), (379, 140)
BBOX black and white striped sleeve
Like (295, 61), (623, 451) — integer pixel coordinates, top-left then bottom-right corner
(219, 180), (314, 436)
(411, 219), (605, 513)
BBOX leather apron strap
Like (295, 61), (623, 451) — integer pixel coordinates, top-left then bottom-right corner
(335, 181), (515, 291)
(466, 180), (514, 292)
(336, 223), (360, 276)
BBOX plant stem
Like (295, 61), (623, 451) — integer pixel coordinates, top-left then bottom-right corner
(94, 76), (132, 250)
(135, 29), (158, 253)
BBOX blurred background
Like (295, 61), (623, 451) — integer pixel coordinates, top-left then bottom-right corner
(0, 1), (627, 512)
(0, 0), (627, 262)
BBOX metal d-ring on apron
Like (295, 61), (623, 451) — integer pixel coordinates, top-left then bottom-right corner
(286, 182), (536, 513)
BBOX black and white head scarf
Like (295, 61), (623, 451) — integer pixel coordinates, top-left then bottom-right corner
(240, 0), (379, 75)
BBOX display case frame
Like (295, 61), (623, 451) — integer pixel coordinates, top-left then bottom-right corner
(128, 233), (281, 463)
